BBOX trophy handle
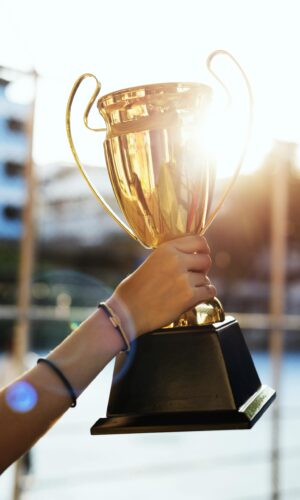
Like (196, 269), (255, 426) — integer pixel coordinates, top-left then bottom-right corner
(203, 50), (253, 232)
(66, 73), (139, 242)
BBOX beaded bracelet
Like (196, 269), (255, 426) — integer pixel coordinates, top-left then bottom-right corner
(37, 358), (77, 407)
(98, 302), (131, 353)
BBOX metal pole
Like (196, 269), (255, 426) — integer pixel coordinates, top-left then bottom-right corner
(269, 140), (293, 500)
(12, 69), (37, 500)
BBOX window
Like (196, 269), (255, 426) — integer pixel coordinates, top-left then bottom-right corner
(3, 205), (22, 221)
(4, 161), (24, 177)
(6, 118), (25, 133)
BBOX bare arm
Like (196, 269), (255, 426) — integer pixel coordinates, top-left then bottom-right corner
(0, 236), (215, 472)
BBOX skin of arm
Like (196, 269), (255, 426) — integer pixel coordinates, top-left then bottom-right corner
(0, 236), (216, 472)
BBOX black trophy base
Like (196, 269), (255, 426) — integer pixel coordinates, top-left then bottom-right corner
(91, 317), (276, 435)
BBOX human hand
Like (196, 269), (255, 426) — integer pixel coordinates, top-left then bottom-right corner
(106, 235), (216, 338)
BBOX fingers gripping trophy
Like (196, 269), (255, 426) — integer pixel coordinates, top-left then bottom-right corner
(66, 50), (275, 433)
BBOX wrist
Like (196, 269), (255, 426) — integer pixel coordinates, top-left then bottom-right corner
(105, 294), (137, 343)
(92, 308), (125, 355)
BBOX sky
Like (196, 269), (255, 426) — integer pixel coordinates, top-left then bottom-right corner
(1, 0), (300, 174)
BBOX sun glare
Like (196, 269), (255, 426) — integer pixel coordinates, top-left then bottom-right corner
(1, 0), (299, 172)
(202, 89), (273, 180)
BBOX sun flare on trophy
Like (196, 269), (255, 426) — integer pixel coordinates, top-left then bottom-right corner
(204, 104), (273, 180)
(203, 108), (248, 180)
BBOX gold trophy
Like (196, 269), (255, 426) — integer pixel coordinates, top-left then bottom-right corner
(66, 50), (275, 433)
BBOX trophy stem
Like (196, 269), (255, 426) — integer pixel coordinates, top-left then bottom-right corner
(173, 297), (225, 327)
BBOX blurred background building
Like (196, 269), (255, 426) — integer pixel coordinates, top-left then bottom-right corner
(0, 70), (29, 241)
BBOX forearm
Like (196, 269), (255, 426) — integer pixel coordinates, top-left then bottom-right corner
(0, 309), (123, 472)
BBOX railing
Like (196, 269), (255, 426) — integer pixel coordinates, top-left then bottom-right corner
(1, 306), (300, 331)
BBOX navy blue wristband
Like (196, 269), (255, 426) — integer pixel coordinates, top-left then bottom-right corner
(37, 358), (77, 407)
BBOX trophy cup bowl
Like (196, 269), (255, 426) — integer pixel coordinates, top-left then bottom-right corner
(99, 81), (213, 248)
(66, 51), (275, 434)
